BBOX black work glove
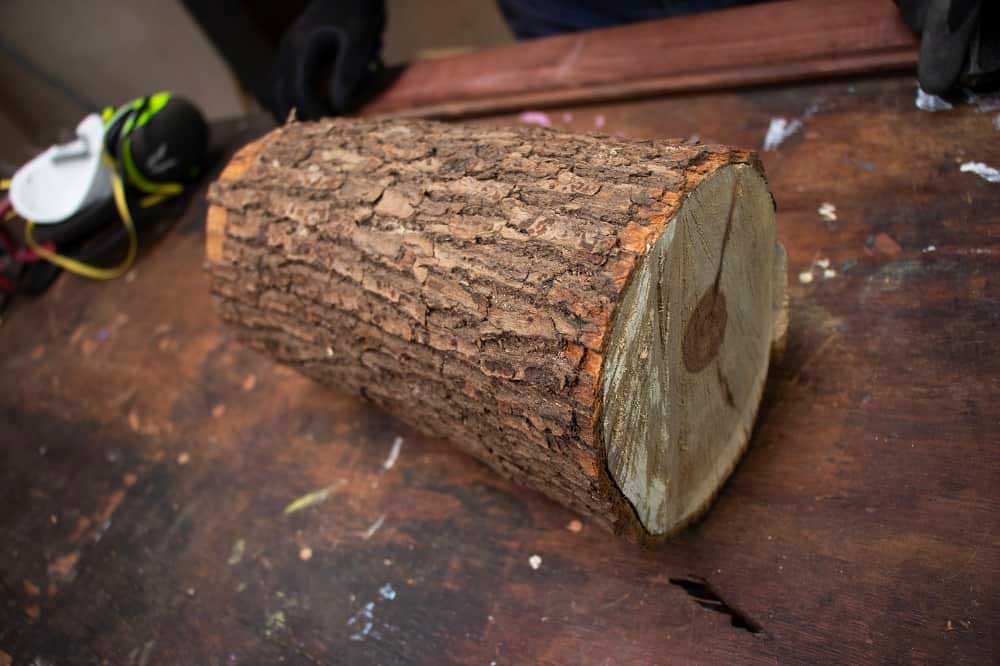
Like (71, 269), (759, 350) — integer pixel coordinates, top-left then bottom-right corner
(896, 0), (1000, 94)
(269, 0), (385, 122)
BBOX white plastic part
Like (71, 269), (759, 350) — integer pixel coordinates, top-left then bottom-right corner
(9, 113), (113, 224)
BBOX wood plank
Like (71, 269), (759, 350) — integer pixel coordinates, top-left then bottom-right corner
(1, 76), (997, 664)
(361, 0), (918, 119)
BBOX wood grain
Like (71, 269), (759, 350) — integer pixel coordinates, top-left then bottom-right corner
(601, 164), (781, 535)
(361, 0), (918, 119)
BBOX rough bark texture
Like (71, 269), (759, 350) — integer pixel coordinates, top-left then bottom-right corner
(206, 118), (775, 536)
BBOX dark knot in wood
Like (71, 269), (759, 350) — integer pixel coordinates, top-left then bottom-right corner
(682, 288), (727, 373)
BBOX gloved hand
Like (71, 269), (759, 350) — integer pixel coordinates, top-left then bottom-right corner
(269, 0), (386, 122)
(896, 0), (1000, 94)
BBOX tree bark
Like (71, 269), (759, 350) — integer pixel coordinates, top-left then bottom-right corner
(206, 118), (786, 539)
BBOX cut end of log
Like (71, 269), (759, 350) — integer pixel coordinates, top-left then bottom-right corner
(601, 164), (783, 536)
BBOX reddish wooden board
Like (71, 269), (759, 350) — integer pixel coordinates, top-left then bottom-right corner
(362, 0), (917, 119)
(1, 76), (998, 664)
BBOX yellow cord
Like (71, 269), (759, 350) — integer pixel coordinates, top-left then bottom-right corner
(10, 98), (183, 281)
(24, 167), (138, 280)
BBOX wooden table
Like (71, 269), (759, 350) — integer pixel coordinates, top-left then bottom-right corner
(1, 64), (998, 666)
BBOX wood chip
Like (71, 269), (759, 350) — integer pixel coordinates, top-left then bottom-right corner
(242, 374), (257, 391)
(48, 551), (80, 580)
(383, 437), (403, 470)
(68, 516), (92, 542)
(363, 514), (386, 539)
(817, 202), (837, 222)
(128, 409), (141, 433)
(873, 232), (902, 257)
(284, 481), (343, 515)
(111, 313), (130, 330)
(228, 539), (246, 566)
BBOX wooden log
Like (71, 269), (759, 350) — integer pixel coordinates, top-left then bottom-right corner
(205, 118), (787, 539)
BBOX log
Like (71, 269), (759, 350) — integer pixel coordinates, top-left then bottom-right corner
(206, 118), (787, 539)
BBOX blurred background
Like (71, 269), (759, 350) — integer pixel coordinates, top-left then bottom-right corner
(0, 0), (514, 171)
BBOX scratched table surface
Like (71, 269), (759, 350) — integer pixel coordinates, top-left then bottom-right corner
(1, 74), (998, 665)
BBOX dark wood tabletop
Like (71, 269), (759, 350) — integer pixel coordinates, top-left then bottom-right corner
(1, 73), (998, 664)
